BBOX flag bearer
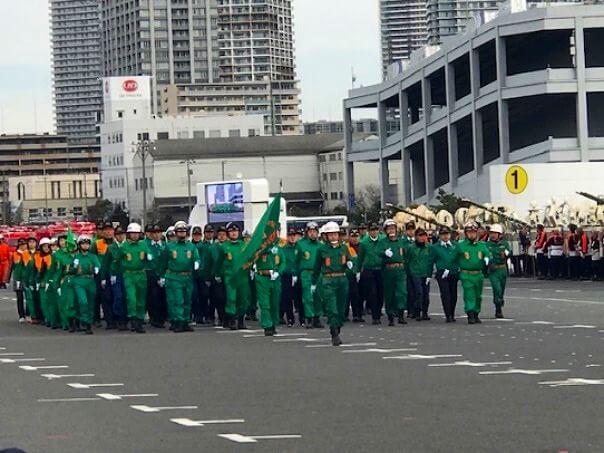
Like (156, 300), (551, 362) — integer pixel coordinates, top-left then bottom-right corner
(312, 221), (354, 346)
(378, 219), (408, 326)
(485, 224), (512, 319)
(296, 221), (323, 328)
(455, 222), (491, 324)
(72, 235), (101, 334)
(255, 239), (285, 336)
(113, 223), (152, 333)
(158, 221), (200, 333)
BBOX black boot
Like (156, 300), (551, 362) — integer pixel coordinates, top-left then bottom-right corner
(228, 316), (237, 331)
(305, 317), (314, 329)
(184, 321), (194, 332)
(75, 320), (83, 332)
(372, 318), (381, 325)
(495, 306), (504, 318)
(474, 313), (482, 324)
(169, 321), (176, 331)
(468, 312), (476, 324)
(237, 316), (247, 330)
(135, 319), (146, 334)
(330, 327), (342, 346)
(312, 317), (324, 328)
(68, 319), (76, 333)
(173, 321), (185, 333)
(421, 312), (431, 321)
(388, 315), (395, 327)
(264, 327), (274, 337)
(445, 316), (452, 323)
(129, 319), (136, 332)
(398, 312), (407, 324)
(105, 321), (116, 330)
(84, 323), (93, 335)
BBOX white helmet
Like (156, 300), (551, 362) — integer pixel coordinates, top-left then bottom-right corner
(322, 221), (340, 234)
(39, 238), (51, 246)
(490, 224), (503, 234)
(165, 226), (175, 236)
(383, 219), (397, 229)
(174, 221), (188, 231)
(127, 222), (142, 233)
(49, 238), (58, 245)
(77, 235), (92, 244)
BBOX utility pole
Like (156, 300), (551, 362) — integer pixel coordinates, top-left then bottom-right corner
(180, 159), (195, 215)
(133, 139), (155, 229)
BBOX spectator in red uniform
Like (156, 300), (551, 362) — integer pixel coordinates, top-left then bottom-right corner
(0, 234), (11, 289)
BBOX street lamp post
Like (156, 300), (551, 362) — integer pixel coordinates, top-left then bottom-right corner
(133, 139), (155, 229)
(180, 159), (196, 216)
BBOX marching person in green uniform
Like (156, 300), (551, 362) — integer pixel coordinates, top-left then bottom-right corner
(210, 225), (228, 327)
(192, 225), (214, 326)
(378, 219), (408, 326)
(407, 228), (434, 321)
(431, 226), (459, 322)
(71, 235), (101, 334)
(213, 222), (249, 330)
(254, 238), (286, 336)
(296, 221), (323, 329)
(112, 223), (152, 333)
(312, 221), (354, 346)
(454, 221), (491, 324)
(280, 228), (301, 326)
(358, 222), (384, 324)
(485, 223), (512, 319)
(145, 225), (167, 328)
(158, 221), (200, 333)
(52, 233), (78, 332)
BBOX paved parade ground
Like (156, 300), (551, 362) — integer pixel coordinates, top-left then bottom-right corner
(0, 279), (602, 453)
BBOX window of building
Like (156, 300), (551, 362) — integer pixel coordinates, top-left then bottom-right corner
(329, 172), (337, 181)
(157, 132), (169, 140)
(177, 130), (189, 139)
(338, 153), (342, 160)
(209, 130), (221, 138)
(229, 129), (241, 138)
(57, 207), (66, 217)
(339, 192), (344, 199)
(73, 206), (83, 216)
(319, 155), (326, 162)
(117, 111), (124, 118)
(28, 208), (39, 218)
(330, 192), (338, 200)
(322, 173), (327, 182)
(135, 179), (139, 190)
(248, 129), (258, 137)
(338, 172), (343, 180)
(329, 154), (336, 161)
(193, 130), (205, 139)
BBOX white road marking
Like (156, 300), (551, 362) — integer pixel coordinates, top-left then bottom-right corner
(218, 329), (264, 334)
(0, 353), (25, 356)
(0, 358), (45, 364)
(428, 361), (512, 368)
(343, 348), (418, 354)
(273, 338), (329, 343)
(130, 405), (198, 413)
(516, 321), (555, 325)
(243, 332), (307, 338)
(0, 347), (5, 350)
(41, 374), (95, 380)
(383, 354), (463, 360)
(68, 383), (124, 389)
(170, 418), (245, 427)
(586, 364), (601, 368)
(553, 325), (596, 329)
(479, 368), (569, 375)
(539, 378), (604, 387)
(38, 397), (102, 403)
(19, 365), (69, 371)
(305, 342), (377, 349)
(218, 434), (301, 443)
(97, 393), (158, 400)
(495, 319), (515, 322)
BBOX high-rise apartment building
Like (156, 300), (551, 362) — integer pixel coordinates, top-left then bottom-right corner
(99, 0), (220, 109)
(379, 0), (427, 79)
(216, 0), (296, 83)
(49, 0), (103, 145)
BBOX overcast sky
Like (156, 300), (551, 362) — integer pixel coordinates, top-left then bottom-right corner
(0, 0), (380, 134)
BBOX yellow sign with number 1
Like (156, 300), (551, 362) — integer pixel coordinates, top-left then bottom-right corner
(505, 165), (528, 194)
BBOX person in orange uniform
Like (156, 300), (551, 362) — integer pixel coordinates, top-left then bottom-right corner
(0, 234), (11, 289)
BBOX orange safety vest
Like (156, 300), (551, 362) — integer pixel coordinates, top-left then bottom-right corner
(34, 253), (52, 272)
(95, 239), (108, 255)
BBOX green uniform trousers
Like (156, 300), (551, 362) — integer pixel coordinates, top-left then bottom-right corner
(225, 278), (250, 318)
(460, 272), (484, 314)
(73, 276), (96, 325)
(255, 275), (281, 329)
(382, 268), (407, 316)
(166, 274), (193, 323)
(300, 270), (322, 318)
(322, 275), (348, 329)
(24, 287), (39, 320)
(489, 268), (507, 308)
(123, 271), (148, 320)
(42, 286), (60, 328)
(59, 279), (76, 327)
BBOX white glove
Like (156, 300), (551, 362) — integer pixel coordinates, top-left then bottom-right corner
(292, 276), (298, 286)
(504, 249), (510, 257)
(385, 248), (393, 258)
(310, 284), (317, 294)
(158, 278), (165, 288)
(194, 261), (200, 271)
(72, 258), (79, 267)
(346, 261), (354, 270)
(94, 267), (100, 275)
(205, 280), (211, 288)
(442, 269), (450, 279)
(101, 280), (106, 289)
(355, 272), (361, 283)
(147, 253), (153, 261)
(271, 246), (279, 255)
(507, 258), (514, 273)
(35, 283), (40, 291)
(16, 281), (21, 290)
(45, 283), (50, 291)
(270, 270), (279, 281)
(484, 257), (490, 266)
(57, 287), (61, 296)
(110, 275), (117, 285)
(249, 270), (255, 280)
(215, 276), (222, 284)
(425, 277), (431, 285)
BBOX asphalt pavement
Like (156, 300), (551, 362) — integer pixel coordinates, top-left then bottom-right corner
(0, 278), (602, 453)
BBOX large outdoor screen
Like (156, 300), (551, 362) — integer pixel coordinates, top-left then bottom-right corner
(206, 182), (244, 223)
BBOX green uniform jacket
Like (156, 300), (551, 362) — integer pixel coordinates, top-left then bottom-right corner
(209, 241), (226, 278)
(431, 241), (459, 274)
(312, 242), (353, 284)
(485, 240), (511, 266)
(72, 252), (101, 277)
(213, 240), (245, 278)
(377, 236), (408, 268)
(295, 238), (321, 273)
(145, 239), (164, 279)
(280, 242), (298, 275)
(158, 240), (200, 277)
(113, 240), (151, 274)
(255, 246), (286, 273)
(407, 242), (434, 278)
(358, 236), (383, 270)
(194, 240), (213, 281)
(454, 240), (491, 271)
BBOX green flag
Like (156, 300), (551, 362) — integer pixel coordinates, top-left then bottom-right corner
(66, 228), (77, 253)
(227, 193), (282, 289)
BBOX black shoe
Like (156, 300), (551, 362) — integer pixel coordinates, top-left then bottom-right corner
(451, 317), (456, 322)
(475, 314), (482, 324)
(398, 316), (407, 325)
(184, 322), (194, 332)
(388, 316), (395, 327)
(495, 307), (504, 319)
(84, 324), (93, 335)
(118, 321), (129, 331)
(222, 319), (229, 329)
(105, 321), (116, 330)
(306, 318), (314, 329)
(421, 314), (431, 321)
(372, 319), (381, 325)
(352, 317), (360, 323)
(169, 322), (176, 331)
(264, 328), (274, 336)
(445, 316), (452, 323)
(135, 320), (146, 334)
(287, 320), (295, 327)
(312, 317), (324, 328)
(129, 320), (136, 332)
(63, 326), (69, 331)
(173, 321), (186, 333)
(415, 315), (422, 321)
(468, 313), (476, 324)
(229, 317), (237, 331)
(68, 319), (76, 333)
(330, 327), (342, 346)
(237, 317), (247, 330)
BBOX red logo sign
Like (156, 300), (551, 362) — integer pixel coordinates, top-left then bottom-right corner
(122, 79), (138, 92)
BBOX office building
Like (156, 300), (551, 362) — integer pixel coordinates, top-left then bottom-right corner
(49, 0), (103, 145)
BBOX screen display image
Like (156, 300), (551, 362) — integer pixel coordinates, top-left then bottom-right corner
(206, 182), (244, 223)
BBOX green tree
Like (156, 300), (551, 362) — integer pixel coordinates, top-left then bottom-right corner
(430, 189), (465, 214)
(349, 184), (382, 225)
(87, 199), (114, 224)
